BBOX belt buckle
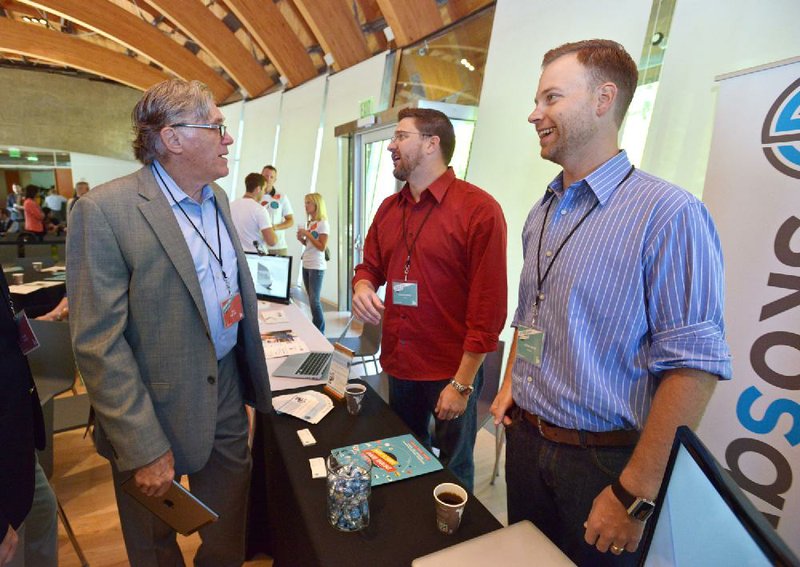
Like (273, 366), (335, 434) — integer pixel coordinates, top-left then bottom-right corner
(535, 415), (545, 437)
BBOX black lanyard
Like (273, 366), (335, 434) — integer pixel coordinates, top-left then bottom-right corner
(153, 166), (230, 290)
(401, 195), (436, 281)
(535, 166), (635, 307)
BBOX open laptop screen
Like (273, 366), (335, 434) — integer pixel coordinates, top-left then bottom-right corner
(641, 426), (798, 566)
(243, 253), (292, 304)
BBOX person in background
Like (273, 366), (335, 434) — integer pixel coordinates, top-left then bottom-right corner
(66, 182), (90, 225)
(351, 108), (508, 492)
(490, 39), (731, 565)
(43, 189), (67, 225)
(230, 172), (277, 254)
(0, 209), (19, 235)
(296, 193), (329, 333)
(0, 267), (58, 567)
(6, 184), (22, 223)
(67, 78), (271, 566)
(259, 165), (294, 255)
(22, 186), (45, 241)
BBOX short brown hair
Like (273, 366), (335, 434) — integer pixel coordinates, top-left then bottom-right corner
(397, 107), (456, 165)
(132, 79), (215, 165)
(543, 39), (638, 126)
(245, 173), (266, 193)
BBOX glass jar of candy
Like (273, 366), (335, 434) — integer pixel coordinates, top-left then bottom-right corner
(326, 452), (372, 531)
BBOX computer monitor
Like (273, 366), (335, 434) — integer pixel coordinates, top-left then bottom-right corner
(640, 426), (798, 566)
(243, 253), (292, 305)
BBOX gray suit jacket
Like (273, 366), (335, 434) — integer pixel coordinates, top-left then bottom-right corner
(67, 166), (271, 474)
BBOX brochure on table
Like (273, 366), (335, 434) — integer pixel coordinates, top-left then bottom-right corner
(273, 390), (334, 424)
(324, 343), (354, 400)
(333, 434), (443, 486)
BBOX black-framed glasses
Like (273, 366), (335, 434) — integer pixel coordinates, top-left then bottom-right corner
(170, 123), (227, 138)
(389, 131), (432, 143)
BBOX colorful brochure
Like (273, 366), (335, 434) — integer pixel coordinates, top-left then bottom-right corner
(332, 433), (443, 486)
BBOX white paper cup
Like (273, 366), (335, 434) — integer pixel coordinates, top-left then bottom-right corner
(344, 384), (367, 415)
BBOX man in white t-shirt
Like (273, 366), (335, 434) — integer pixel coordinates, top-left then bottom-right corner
(44, 188), (68, 223)
(230, 172), (277, 254)
(259, 165), (293, 255)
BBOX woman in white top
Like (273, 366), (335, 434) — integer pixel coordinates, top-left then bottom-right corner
(296, 193), (329, 333)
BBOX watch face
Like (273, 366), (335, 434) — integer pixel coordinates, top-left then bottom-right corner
(630, 499), (655, 522)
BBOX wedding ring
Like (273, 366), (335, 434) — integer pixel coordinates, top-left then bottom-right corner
(610, 544), (624, 554)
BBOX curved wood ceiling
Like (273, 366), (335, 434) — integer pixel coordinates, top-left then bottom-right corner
(0, 0), (493, 104)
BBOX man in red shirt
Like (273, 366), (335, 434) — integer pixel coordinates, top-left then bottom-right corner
(352, 108), (507, 491)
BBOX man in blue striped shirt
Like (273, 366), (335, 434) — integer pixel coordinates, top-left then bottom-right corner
(491, 40), (732, 565)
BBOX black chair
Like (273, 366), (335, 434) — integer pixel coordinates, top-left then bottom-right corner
(475, 340), (506, 485)
(330, 319), (382, 375)
(28, 320), (90, 566)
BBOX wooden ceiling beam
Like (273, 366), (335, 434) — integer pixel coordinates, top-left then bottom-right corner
(17, 0), (234, 102)
(0, 17), (170, 91)
(143, 0), (273, 98)
(376, 0), (443, 47)
(225, 0), (316, 87)
(293, 0), (371, 71)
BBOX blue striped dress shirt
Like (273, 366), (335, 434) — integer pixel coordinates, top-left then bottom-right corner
(512, 151), (732, 432)
(152, 161), (239, 360)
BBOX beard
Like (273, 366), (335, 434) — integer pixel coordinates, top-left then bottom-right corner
(392, 149), (422, 181)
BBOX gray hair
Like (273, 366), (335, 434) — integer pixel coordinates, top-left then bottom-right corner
(132, 79), (215, 165)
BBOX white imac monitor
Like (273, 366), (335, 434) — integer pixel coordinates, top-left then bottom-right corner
(243, 253), (292, 305)
(640, 426), (798, 566)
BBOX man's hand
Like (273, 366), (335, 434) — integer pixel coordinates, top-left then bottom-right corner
(134, 449), (175, 498)
(0, 526), (18, 566)
(490, 380), (514, 426)
(351, 281), (384, 325)
(583, 485), (645, 555)
(435, 383), (469, 421)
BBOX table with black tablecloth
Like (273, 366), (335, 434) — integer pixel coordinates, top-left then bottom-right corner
(246, 380), (502, 567)
(6, 267), (65, 318)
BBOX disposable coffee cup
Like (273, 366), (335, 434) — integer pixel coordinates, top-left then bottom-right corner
(434, 482), (468, 535)
(11, 273), (23, 285)
(32, 261), (43, 271)
(345, 384), (367, 416)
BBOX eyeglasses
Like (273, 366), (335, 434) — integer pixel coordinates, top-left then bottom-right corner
(170, 123), (227, 138)
(389, 131), (432, 143)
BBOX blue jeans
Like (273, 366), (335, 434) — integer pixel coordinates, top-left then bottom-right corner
(302, 268), (325, 333)
(387, 367), (483, 492)
(505, 410), (640, 566)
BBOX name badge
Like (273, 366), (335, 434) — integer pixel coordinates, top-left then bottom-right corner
(221, 293), (244, 328)
(16, 310), (40, 355)
(392, 281), (418, 307)
(516, 325), (544, 367)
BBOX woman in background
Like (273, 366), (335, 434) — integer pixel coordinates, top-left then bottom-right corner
(296, 193), (329, 333)
(23, 185), (46, 241)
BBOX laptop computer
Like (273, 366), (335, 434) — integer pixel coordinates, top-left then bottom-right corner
(272, 316), (355, 380)
(411, 520), (574, 566)
(243, 252), (292, 305)
(121, 478), (218, 536)
(639, 426), (798, 566)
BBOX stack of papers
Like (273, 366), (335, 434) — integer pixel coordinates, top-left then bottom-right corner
(273, 390), (334, 424)
(261, 329), (310, 359)
(9, 280), (64, 294)
(258, 308), (289, 326)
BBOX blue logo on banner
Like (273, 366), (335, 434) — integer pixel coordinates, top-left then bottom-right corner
(762, 77), (800, 179)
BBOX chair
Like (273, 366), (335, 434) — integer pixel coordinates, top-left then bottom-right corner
(330, 319), (382, 375)
(361, 371), (389, 404)
(28, 320), (90, 566)
(475, 340), (506, 485)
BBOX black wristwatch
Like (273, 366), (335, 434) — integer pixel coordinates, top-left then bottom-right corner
(611, 479), (655, 522)
(449, 379), (474, 396)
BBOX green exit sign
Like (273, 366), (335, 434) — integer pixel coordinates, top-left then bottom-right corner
(8, 148), (21, 158)
(359, 97), (374, 119)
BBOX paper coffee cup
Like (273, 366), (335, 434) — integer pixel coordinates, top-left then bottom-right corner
(345, 383), (367, 416)
(32, 261), (43, 271)
(11, 273), (23, 285)
(434, 482), (468, 535)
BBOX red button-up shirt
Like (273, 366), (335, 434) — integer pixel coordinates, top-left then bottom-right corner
(354, 168), (507, 380)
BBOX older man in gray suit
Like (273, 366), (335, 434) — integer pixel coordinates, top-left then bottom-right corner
(67, 79), (271, 566)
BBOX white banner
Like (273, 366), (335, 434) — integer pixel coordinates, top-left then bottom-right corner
(700, 58), (800, 554)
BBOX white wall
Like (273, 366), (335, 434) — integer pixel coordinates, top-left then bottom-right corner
(236, 90), (283, 192)
(642, 0), (800, 195)
(466, 0), (651, 347)
(316, 53), (388, 302)
(69, 152), (140, 189)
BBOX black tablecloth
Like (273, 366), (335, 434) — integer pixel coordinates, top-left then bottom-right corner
(8, 270), (65, 318)
(247, 381), (502, 567)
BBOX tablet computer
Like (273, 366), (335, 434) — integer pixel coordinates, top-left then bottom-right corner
(121, 477), (219, 536)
